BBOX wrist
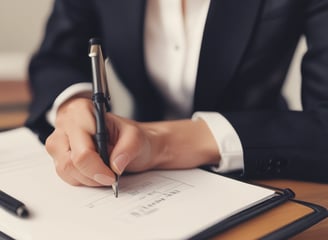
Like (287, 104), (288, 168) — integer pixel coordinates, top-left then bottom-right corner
(55, 97), (94, 132)
(141, 119), (220, 169)
(46, 83), (92, 127)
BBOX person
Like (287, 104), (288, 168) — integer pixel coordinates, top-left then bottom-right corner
(26, 0), (328, 187)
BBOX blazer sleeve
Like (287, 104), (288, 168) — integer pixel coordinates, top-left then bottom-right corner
(25, 0), (99, 143)
(223, 0), (328, 182)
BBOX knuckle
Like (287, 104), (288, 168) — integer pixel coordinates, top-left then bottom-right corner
(54, 115), (65, 127)
(45, 133), (56, 154)
(131, 125), (147, 145)
(128, 124), (142, 138)
(57, 99), (93, 124)
(57, 100), (95, 133)
(55, 158), (72, 176)
(71, 149), (93, 170)
(69, 98), (93, 113)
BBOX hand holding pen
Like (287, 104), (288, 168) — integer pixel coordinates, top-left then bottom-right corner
(45, 40), (216, 190)
(89, 38), (119, 197)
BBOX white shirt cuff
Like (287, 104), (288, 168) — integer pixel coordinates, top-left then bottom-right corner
(192, 111), (244, 173)
(46, 83), (93, 126)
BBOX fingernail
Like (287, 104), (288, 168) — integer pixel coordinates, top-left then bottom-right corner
(93, 174), (115, 186)
(113, 153), (129, 174)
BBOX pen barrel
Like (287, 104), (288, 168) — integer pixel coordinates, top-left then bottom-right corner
(93, 93), (110, 166)
(95, 132), (110, 166)
(0, 191), (24, 213)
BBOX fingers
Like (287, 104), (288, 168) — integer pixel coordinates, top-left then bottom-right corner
(47, 98), (156, 187)
(67, 126), (116, 185)
(46, 98), (116, 187)
(46, 129), (77, 185)
(46, 129), (103, 187)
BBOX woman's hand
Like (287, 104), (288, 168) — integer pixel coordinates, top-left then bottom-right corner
(46, 98), (220, 187)
(46, 97), (113, 186)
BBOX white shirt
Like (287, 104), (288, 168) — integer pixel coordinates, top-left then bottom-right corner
(47, 0), (244, 173)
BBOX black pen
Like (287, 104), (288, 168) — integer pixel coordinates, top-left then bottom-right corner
(0, 230), (15, 240)
(0, 190), (29, 218)
(89, 38), (119, 197)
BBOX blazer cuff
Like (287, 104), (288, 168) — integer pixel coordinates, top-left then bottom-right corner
(192, 111), (244, 173)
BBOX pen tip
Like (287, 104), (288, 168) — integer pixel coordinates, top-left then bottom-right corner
(112, 182), (119, 198)
(112, 175), (119, 198)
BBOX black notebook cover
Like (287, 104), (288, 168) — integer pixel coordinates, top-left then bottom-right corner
(189, 187), (328, 240)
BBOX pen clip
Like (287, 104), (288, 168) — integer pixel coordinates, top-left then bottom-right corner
(89, 38), (111, 111)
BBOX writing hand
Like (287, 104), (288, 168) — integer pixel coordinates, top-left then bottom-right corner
(46, 98), (220, 187)
(46, 97), (116, 186)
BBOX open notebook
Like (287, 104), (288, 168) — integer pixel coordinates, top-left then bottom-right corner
(0, 128), (303, 239)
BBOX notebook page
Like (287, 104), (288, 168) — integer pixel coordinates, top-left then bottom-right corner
(0, 128), (275, 240)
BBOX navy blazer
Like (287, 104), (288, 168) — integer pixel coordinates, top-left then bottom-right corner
(27, 0), (328, 182)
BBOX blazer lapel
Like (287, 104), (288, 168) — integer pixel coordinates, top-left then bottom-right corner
(104, 0), (148, 93)
(103, 0), (166, 120)
(194, 0), (263, 111)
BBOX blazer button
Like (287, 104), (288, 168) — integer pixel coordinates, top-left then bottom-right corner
(264, 158), (275, 173)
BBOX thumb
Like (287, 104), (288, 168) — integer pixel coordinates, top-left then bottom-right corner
(110, 126), (147, 175)
(111, 152), (130, 175)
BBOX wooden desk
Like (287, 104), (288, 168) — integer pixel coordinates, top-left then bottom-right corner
(0, 80), (30, 130)
(256, 180), (328, 240)
(0, 81), (327, 239)
(213, 179), (328, 239)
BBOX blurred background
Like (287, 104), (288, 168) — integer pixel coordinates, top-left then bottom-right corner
(0, 0), (52, 80)
(0, 0), (52, 130)
(0, 0), (304, 130)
